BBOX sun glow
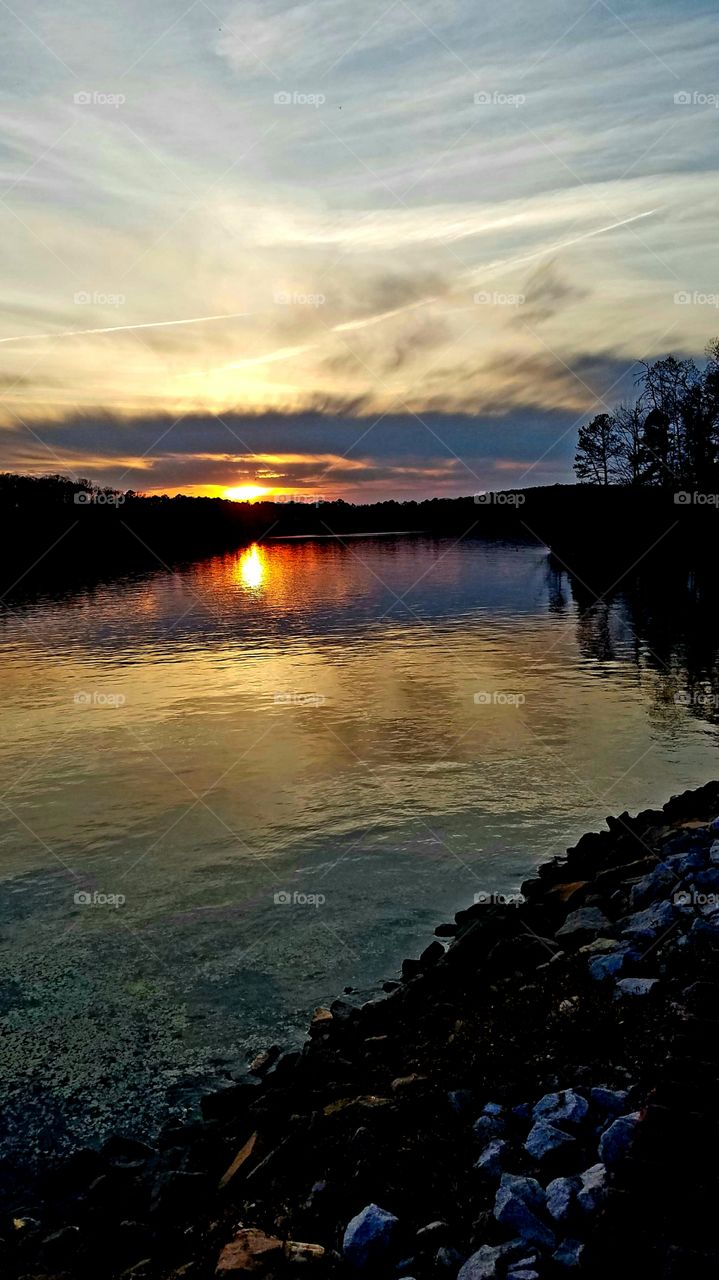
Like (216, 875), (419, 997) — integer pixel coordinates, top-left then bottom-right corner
(224, 484), (271, 502)
(238, 544), (265, 590)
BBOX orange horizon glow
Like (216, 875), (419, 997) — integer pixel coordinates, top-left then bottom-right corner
(223, 484), (273, 502)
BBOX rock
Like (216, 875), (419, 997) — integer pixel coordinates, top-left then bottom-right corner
(494, 1175), (554, 1249)
(309, 1007), (332, 1035)
(507, 1272), (539, 1280)
(576, 1163), (607, 1214)
(151, 1171), (209, 1216)
(482, 1101), (504, 1116)
(216, 1230), (323, 1274)
(620, 900), (675, 942)
(473, 1114), (505, 1143)
(590, 1087), (629, 1117)
(524, 1120), (576, 1161)
(248, 1045), (280, 1075)
(629, 863), (676, 910)
(694, 867), (719, 892)
(435, 921), (457, 936)
(709, 840), (719, 864)
(200, 1077), (259, 1121)
(545, 1176), (580, 1222)
(457, 1241), (526, 1280)
(555, 907), (612, 943)
(475, 1139), (509, 1178)
(415, 1221), (447, 1246)
(532, 1088), (589, 1130)
(598, 1112), (640, 1167)
(588, 949), (627, 981)
(436, 1244), (464, 1269)
(101, 1135), (156, 1168)
(457, 1244), (504, 1280)
(420, 940), (445, 967)
(343, 1204), (400, 1271)
(615, 977), (659, 997)
(553, 1238), (585, 1268)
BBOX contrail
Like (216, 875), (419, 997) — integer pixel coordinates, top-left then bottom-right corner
(0, 310), (251, 345)
(465, 208), (660, 280)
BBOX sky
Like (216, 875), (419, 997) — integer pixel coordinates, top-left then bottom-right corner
(0, 0), (717, 500)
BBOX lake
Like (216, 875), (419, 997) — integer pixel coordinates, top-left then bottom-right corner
(1, 534), (717, 1160)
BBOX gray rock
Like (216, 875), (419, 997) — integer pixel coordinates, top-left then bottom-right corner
(482, 1101), (504, 1116)
(524, 1120), (576, 1161)
(475, 1138), (510, 1178)
(457, 1244), (504, 1280)
(545, 1175), (580, 1222)
(458, 1241), (529, 1280)
(615, 977), (659, 997)
(555, 907), (612, 941)
(507, 1272), (539, 1280)
(629, 863), (677, 910)
(621, 899), (674, 942)
(342, 1203), (400, 1271)
(588, 949), (626, 981)
(694, 867), (719, 893)
(494, 1175), (554, 1249)
(532, 1088), (589, 1130)
(598, 1112), (640, 1167)
(709, 840), (719, 864)
(577, 1163), (607, 1214)
(473, 1114), (505, 1143)
(590, 1086), (629, 1117)
(436, 1245), (463, 1270)
(553, 1238), (585, 1268)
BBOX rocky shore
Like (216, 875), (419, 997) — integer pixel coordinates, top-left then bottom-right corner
(4, 781), (719, 1280)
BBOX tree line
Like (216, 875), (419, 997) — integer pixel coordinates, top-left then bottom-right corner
(574, 339), (719, 488)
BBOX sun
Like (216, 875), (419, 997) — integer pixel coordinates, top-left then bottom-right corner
(223, 484), (271, 502)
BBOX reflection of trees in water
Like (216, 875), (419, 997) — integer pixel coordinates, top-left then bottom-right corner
(552, 555), (719, 731)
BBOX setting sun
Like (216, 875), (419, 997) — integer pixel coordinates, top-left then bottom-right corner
(223, 484), (271, 502)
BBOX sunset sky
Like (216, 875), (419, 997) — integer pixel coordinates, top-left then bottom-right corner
(1, 0), (717, 500)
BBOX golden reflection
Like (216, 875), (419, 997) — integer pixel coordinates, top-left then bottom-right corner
(238, 544), (265, 590)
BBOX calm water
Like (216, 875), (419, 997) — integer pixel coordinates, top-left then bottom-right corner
(1, 536), (717, 1158)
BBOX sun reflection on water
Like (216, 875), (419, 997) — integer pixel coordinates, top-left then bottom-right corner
(237, 544), (265, 590)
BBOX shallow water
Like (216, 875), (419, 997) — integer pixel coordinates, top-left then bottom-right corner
(1, 536), (717, 1158)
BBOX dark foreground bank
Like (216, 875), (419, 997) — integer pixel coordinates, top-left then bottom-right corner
(4, 781), (719, 1280)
